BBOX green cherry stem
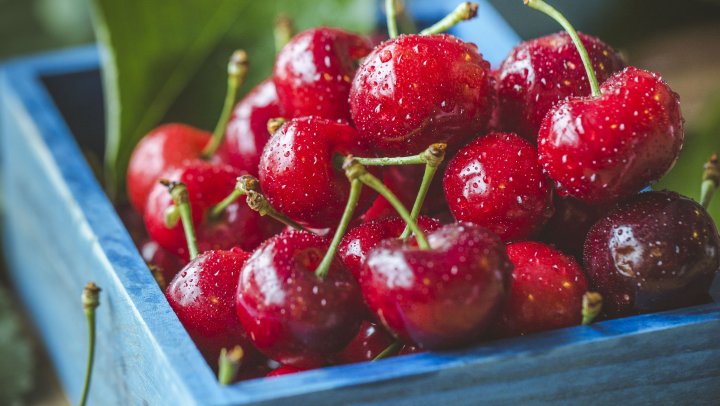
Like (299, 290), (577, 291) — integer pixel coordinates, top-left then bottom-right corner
(208, 175), (260, 221)
(201, 50), (249, 159)
(700, 153), (719, 209)
(274, 15), (294, 53)
(385, 0), (399, 38)
(373, 340), (403, 361)
(218, 346), (244, 385)
(400, 143), (447, 239)
(419, 2), (479, 36)
(267, 117), (286, 136)
(315, 179), (363, 279)
(354, 155), (425, 167)
(245, 190), (309, 232)
(524, 0), (600, 97)
(581, 291), (603, 325)
(79, 282), (101, 406)
(162, 180), (199, 260)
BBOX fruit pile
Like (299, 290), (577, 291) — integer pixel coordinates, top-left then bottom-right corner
(120, 0), (720, 382)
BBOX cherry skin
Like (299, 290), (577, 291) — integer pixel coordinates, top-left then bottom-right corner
(220, 79), (282, 176)
(127, 123), (211, 213)
(444, 132), (554, 242)
(540, 196), (607, 258)
(165, 248), (257, 364)
(538, 66), (684, 204)
(258, 117), (376, 228)
(350, 34), (494, 155)
(236, 230), (365, 368)
(495, 241), (588, 337)
(495, 32), (624, 142)
(273, 27), (372, 121)
(266, 365), (308, 377)
(360, 167), (418, 222)
(584, 191), (720, 317)
(140, 239), (187, 283)
(336, 320), (395, 364)
(360, 222), (512, 349)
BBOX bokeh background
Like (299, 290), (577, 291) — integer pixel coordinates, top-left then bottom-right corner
(1, 0), (719, 404)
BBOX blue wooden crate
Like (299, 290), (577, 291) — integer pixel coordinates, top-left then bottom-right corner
(1, 1), (719, 404)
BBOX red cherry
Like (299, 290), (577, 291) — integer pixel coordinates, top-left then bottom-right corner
(361, 167), (418, 222)
(444, 132), (554, 241)
(236, 230), (364, 368)
(337, 320), (395, 364)
(220, 79), (282, 176)
(273, 27), (372, 121)
(540, 196), (608, 258)
(584, 191), (719, 316)
(495, 241), (588, 337)
(127, 124), (210, 213)
(258, 117), (376, 228)
(398, 345), (422, 355)
(495, 32), (624, 141)
(350, 34), (494, 155)
(538, 67), (684, 204)
(266, 365), (307, 377)
(165, 248), (256, 364)
(360, 223), (512, 349)
(140, 239), (187, 283)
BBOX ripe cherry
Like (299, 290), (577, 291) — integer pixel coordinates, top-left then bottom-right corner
(350, 34), (494, 155)
(236, 230), (364, 368)
(495, 32), (624, 141)
(337, 320), (395, 364)
(495, 241), (589, 337)
(444, 132), (554, 241)
(266, 365), (307, 377)
(360, 222), (512, 349)
(140, 239), (186, 285)
(584, 191), (720, 317)
(273, 27), (372, 121)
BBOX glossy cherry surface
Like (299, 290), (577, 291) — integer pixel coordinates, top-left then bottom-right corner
(266, 365), (307, 377)
(221, 79), (282, 176)
(444, 132), (553, 241)
(337, 320), (395, 364)
(495, 241), (588, 337)
(236, 230), (364, 368)
(350, 34), (494, 155)
(258, 117), (376, 228)
(496, 32), (624, 141)
(127, 123), (210, 213)
(360, 222), (512, 349)
(273, 27), (372, 121)
(584, 191), (720, 316)
(538, 67), (684, 204)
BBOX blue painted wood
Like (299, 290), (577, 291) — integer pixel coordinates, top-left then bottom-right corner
(1, 3), (719, 405)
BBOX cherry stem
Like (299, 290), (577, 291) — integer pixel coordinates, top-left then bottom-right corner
(201, 50), (249, 159)
(274, 15), (294, 53)
(79, 282), (101, 406)
(385, 0), (399, 38)
(524, 0), (600, 97)
(245, 190), (309, 232)
(346, 158), (430, 249)
(419, 2), (479, 36)
(267, 117), (286, 135)
(355, 155), (424, 166)
(701, 153), (719, 209)
(315, 179), (363, 279)
(217, 346), (244, 385)
(208, 175), (259, 221)
(373, 341), (402, 361)
(400, 143), (447, 239)
(581, 291), (603, 325)
(161, 180), (199, 260)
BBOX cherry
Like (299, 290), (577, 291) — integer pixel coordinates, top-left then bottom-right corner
(361, 167), (418, 222)
(140, 239), (186, 285)
(236, 230), (364, 368)
(540, 196), (607, 258)
(495, 32), (624, 141)
(584, 191), (720, 317)
(220, 79), (282, 176)
(273, 27), (372, 121)
(266, 365), (307, 377)
(349, 33), (494, 155)
(258, 117), (376, 228)
(337, 320), (395, 364)
(444, 132), (554, 242)
(360, 222), (512, 349)
(165, 248), (257, 364)
(495, 241), (589, 337)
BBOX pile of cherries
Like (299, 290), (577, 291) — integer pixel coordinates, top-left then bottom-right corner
(121, 0), (719, 382)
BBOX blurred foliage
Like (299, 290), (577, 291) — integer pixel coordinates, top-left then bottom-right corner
(0, 284), (34, 405)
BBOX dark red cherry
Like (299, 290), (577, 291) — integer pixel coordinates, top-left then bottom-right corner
(540, 196), (608, 258)
(350, 34), (494, 155)
(127, 124), (211, 213)
(166, 248), (257, 364)
(220, 79), (282, 176)
(538, 67), (684, 204)
(360, 223), (512, 349)
(444, 132), (553, 242)
(496, 32), (624, 141)
(495, 241), (588, 337)
(337, 320), (395, 364)
(236, 230), (364, 368)
(273, 27), (372, 121)
(339, 216), (441, 280)
(140, 239), (187, 283)
(584, 191), (720, 316)
(398, 345), (422, 355)
(258, 117), (376, 228)
(266, 365), (307, 377)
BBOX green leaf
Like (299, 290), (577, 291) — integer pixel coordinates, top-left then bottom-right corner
(89, 0), (374, 199)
